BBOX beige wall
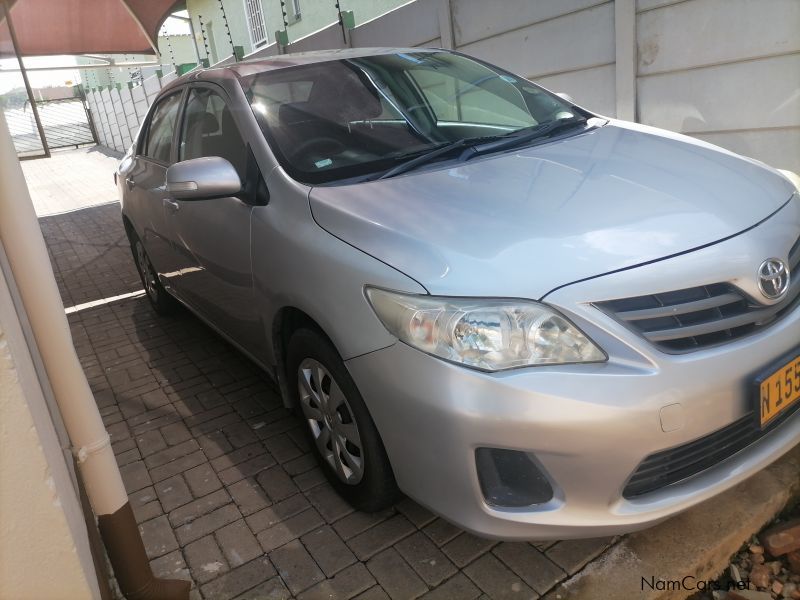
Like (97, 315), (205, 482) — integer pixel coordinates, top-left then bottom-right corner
(0, 249), (99, 600)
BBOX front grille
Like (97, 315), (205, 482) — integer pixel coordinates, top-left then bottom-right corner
(596, 237), (800, 352)
(623, 403), (800, 498)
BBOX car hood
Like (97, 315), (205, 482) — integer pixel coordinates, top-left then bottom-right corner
(309, 120), (795, 299)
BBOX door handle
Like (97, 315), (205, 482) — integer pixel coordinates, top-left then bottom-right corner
(164, 199), (180, 212)
(125, 177), (136, 190)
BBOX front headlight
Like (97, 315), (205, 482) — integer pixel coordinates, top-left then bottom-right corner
(365, 288), (606, 372)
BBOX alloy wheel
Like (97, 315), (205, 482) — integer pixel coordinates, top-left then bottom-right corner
(135, 241), (158, 301)
(297, 358), (364, 484)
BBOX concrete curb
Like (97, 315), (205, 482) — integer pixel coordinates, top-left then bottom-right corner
(543, 445), (800, 600)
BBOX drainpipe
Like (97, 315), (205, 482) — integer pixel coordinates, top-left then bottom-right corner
(0, 115), (189, 599)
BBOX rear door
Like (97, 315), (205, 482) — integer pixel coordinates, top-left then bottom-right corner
(166, 83), (261, 352)
(127, 89), (185, 289)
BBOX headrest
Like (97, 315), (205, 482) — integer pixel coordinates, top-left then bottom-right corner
(200, 112), (219, 134)
(278, 102), (315, 126)
(307, 66), (383, 122)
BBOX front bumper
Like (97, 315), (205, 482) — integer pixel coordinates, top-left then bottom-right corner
(347, 329), (800, 540)
(346, 211), (800, 539)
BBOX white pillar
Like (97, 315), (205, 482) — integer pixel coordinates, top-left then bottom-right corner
(615, 0), (637, 121)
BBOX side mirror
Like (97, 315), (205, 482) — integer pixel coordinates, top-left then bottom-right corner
(166, 156), (241, 200)
(555, 92), (575, 104)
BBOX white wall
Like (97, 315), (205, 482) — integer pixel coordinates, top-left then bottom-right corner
(0, 245), (100, 600)
(635, 0), (800, 172)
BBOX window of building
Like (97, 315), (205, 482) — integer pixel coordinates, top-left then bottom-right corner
(244, 0), (268, 47)
(291, 0), (301, 19)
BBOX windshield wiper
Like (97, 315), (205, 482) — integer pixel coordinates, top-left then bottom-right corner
(375, 138), (475, 180)
(372, 117), (589, 181)
(468, 116), (588, 159)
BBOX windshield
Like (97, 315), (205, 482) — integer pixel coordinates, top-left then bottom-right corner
(240, 51), (583, 184)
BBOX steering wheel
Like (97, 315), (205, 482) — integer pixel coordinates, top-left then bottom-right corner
(291, 136), (346, 163)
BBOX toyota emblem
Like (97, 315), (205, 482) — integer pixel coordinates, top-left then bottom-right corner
(758, 258), (790, 300)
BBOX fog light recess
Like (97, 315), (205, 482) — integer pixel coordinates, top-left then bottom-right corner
(476, 448), (554, 508)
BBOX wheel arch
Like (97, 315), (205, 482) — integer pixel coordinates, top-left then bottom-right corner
(271, 306), (337, 409)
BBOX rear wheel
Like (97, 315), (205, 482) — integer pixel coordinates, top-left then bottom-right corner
(128, 229), (178, 315)
(287, 328), (398, 511)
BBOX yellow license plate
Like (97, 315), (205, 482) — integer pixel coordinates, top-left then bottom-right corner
(759, 353), (800, 427)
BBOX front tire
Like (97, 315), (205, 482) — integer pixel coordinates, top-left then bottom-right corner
(286, 328), (398, 512)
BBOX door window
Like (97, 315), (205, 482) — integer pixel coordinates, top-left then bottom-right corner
(179, 88), (247, 179)
(143, 92), (182, 163)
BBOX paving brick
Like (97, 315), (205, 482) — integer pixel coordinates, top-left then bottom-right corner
(354, 586), (391, 600)
(142, 388), (171, 409)
(348, 515), (416, 561)
(130, 407), (182, 435)
(463, 553), (536, 600)
(257, 508), (326, 553)
(185, 405), (233, 429)
(263, 433), (303, 464)
(120, 460), (152, 493)
(441, 533), (496, 568)
(270, 539), (324, 594)
(191, 411), (242, 436)
(222, 420), (259, 448)
(306, 483), (353, 523)
(545, 538), (613, 575)
(219, 453), (277, 486)
(211, 442), (266, 472)
(116, 447), (142, 467)
(422, 519), (461, 548)
(334, 510), (394, 541)
(396, 499), (436, 529)
(150, 450), (207, 483)
(247, 494), (310, 533)
(149, 549), (190, 581)
(366, 548), (427, 600)
(298, 563), (377, 600)
(200, 557), (277, 600)
(130, 486), (162, 523)
(294, 467), (327, 491)
(112, 437), (137, 456)
(419, 573), (481, 600)
(215, 520), (263, 568)
(107, 420), (131, 443)
(144, 439), (201, 469)
(185, 535), (229, 583)
(139, 515), (179, 559)
(227, 478), (271, 516)
(256, 466), (299, 502)
(231, 576), (291, 600)
(161, 421), (192, 446)
(198, 431), (234, 459)
(155, 475), (194, 513)
(170, 489), (233, 527)
(493, 543), (565, 594)
(284, 453), (318, 476)
(396, 532), (457, 587)
(185, 462), (223, 497)
(302, 526), (357, 577)
(176, 503), (242, 546)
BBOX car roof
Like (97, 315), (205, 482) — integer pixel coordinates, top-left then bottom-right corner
(161, 47), (442, 92)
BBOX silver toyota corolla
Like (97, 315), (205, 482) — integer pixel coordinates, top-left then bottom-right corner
(117, 47), (800, 540)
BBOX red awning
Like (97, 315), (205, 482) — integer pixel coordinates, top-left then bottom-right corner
(5, 0), (181, 56)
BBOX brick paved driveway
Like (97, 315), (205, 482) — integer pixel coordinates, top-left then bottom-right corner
(31, 149), (615, 600)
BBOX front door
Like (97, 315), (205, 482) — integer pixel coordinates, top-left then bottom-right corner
(128, 90), (184, 291)
(167, 84), (261, 353)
